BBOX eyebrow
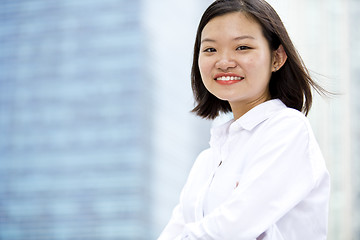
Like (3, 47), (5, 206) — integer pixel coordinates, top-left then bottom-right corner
(201, 35), (255, 44)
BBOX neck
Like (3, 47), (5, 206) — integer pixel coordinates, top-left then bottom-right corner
(230, 94), (271, 120)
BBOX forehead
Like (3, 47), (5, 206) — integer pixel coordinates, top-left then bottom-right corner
(201, 12), (263, 40)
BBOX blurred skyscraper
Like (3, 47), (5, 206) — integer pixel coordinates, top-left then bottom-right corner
(0, 0), (152, 239)
(268, 0), (359, 239)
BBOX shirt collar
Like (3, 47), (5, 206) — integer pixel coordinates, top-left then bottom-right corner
(231, 99), (287, 132)
(210, 99), (287, 138)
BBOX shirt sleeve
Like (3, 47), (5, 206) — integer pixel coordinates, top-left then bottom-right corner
(180, 113), (320, 240)
(158, 149), (215, 240)
(157, 203), (184, 240)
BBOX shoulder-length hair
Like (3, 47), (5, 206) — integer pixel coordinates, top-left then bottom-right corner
(191, 0), (324, 119)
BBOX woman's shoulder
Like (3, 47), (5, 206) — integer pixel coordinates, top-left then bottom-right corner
(256, 106), (315, 146)
(273, 106), (308, 121)
(267, 106), (311, 130)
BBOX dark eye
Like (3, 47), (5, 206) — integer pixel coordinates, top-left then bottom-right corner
(203, 48), (216, 53)
(236, 46), (250, 50)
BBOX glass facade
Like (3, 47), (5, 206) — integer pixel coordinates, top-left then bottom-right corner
(0, 0), (150, 239)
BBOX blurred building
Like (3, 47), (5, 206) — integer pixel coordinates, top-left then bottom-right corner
(268, 0), (359, 239)
(0, 0), (152, 239)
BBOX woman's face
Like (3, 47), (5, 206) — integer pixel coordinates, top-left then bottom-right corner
(199, 12), (277, 116)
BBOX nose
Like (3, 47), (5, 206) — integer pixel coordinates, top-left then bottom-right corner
(215, 53), (237, 71)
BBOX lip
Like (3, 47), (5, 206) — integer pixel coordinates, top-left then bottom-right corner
(213, 73), (244, 85)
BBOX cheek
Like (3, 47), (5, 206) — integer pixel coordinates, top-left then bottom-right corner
(198, 57), (214, 92)
(244, 53), (272, 75)
(198, 57), (211, 79)
(198, 57), (205, 72)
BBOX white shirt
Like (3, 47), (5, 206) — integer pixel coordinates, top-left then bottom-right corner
(158, 99), (330, 240)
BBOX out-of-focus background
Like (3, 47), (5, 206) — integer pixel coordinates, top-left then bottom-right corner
(0, 0), (358, 239)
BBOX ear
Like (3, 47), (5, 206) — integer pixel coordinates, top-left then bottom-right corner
(272, 45), (287, 72)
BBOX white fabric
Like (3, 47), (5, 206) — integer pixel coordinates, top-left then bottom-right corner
(158, 99), (330, 240)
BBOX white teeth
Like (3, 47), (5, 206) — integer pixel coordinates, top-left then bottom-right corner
(216, 76), (243, 81)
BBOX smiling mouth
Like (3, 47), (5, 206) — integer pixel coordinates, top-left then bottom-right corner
(215, 76), (244, 81)
(214, 74), (244, 85)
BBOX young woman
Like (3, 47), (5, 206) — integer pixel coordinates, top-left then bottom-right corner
(159, 0), (330, 239)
